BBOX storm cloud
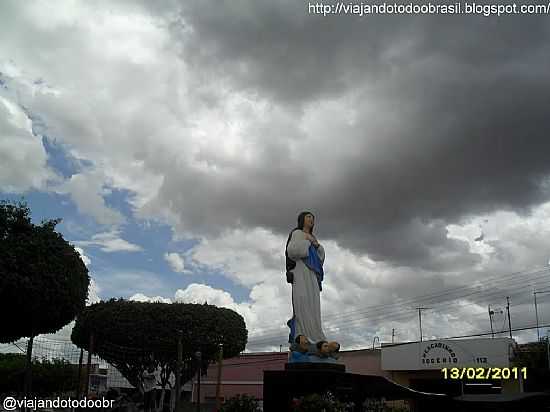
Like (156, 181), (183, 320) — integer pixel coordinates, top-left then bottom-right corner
(137, 1), (550, 270)
(2, 0), (550, 348)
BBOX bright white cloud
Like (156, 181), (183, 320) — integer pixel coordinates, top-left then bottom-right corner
(129, 293), (172, 304)
(185, 228), (283, 287)
(175, 283), (235, 307)
(0, 95), (57, 192)
(164, 252), (187, 273)
(77, 230), (142, 253)
(57, 171), (125, 226)
(87, 278), (101, 305)
(448, 201), (550, 273)
(75, 246), (91, 266)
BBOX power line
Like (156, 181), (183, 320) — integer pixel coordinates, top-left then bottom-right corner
(248, 290), (543, 347)
(247, 283), (550, 346)
(247, 270), (550, 345)
(338, 323), (550, 348)
(440, 322), (550, 341)
(249, 323), (550, 355)
(248, 267), (550, 342)
(322, 266), (550, 322)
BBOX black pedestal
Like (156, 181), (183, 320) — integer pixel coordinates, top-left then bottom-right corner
(263, 363), (450, 412)
(285, 362), (346, 372)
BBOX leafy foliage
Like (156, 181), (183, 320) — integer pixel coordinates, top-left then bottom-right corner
(0, 200), (90, 343)
(71, 299), (248, 390)
(219, 394), (261, 412)
(0, 353), (78, 395)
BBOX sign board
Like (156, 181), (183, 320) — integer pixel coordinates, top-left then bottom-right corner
(381, 338), (513, 370)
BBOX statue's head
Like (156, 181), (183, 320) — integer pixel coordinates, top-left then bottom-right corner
(297, 211), (315, 233)
(294, 335), (310, 352)
(316, 340), (330, 357)
(328, 341), (340, 354)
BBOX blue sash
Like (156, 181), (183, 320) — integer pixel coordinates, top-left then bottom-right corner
(303, 244), (324, 291)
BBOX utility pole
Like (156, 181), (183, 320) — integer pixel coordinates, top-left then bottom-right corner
(417, 308), (431, 342)
(506, 297), (512, 340)
(534, 290), (550, 342)
(488, 305), (495, 338)
(392, 328), (395, 344)
(535, 291), (540, 341)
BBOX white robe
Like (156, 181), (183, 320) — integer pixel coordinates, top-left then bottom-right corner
(287, 230), (326, 343)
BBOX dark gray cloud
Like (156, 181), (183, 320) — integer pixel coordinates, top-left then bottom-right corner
(141, 1), (550, 270)
(170, 1), (550, 103)
(3, 0), (550, 273)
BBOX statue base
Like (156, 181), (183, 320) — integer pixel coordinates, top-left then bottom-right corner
(264, 363), (450, 412)
(285, 361), (345, 372)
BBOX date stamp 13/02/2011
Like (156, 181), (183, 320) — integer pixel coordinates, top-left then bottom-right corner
(441, 367), (527, 380)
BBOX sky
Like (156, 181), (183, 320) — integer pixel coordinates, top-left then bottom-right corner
(1, 0), (550, 353)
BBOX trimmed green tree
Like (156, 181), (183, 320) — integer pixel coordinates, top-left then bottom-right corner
(71, 298), (248, 411)
(0, 200), (90, 393)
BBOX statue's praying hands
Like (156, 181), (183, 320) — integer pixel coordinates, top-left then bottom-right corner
(304, 232), (320, 248)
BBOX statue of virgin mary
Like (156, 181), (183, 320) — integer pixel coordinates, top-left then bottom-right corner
(285, 211), (327, 344)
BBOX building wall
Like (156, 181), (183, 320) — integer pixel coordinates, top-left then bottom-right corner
(193, 352), (288, 402)
(195, 382), (263, 402)
(381, 338), (514, 371)
(337, 348), (390, 377)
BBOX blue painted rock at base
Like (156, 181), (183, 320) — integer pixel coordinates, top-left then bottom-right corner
(289, 351), (339, 364)
(289, 351), (310, 363)
(308, 354), (337, 363)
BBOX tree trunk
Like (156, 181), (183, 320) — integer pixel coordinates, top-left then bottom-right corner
(76, 348), (83, 398)
(157, 365), (173, 412)
(24, 336), (34, 395)
(169, 385), (176, 412)
(158, 386), (167, 412)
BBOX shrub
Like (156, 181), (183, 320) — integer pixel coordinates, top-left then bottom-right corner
(219, 394), (261, 412)
(291, 391), (347, 412)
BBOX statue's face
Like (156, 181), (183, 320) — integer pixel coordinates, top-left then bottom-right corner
(304, 214), (315, 230)
(319, 342), (330, 355)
